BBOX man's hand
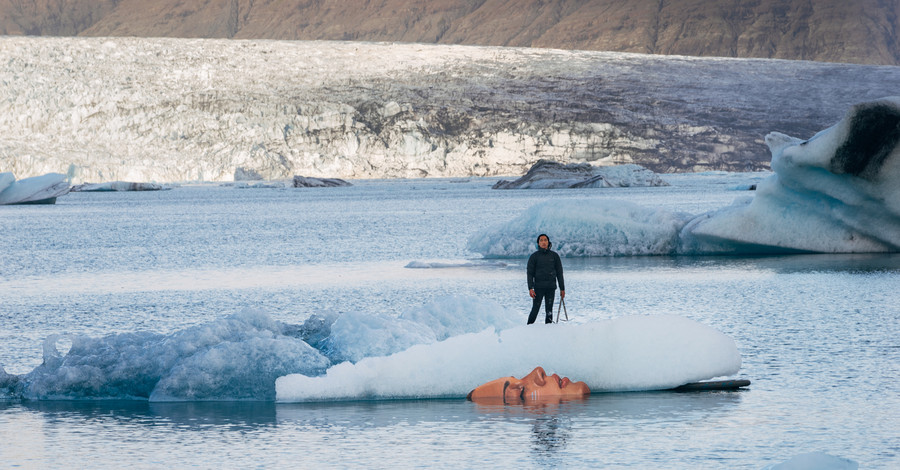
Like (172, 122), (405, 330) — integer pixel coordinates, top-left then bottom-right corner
(529, 288), (536, 298)
(560, 290), (565, 299)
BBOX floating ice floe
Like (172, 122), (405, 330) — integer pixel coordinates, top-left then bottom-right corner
(0, 297), (742, 402)
(276, 314), (740, 402)
(492, 160), (669, 189)
(404, 259), (510, 269)
(229, 181), (286, 189)
(70, 181), (170, 191)
(0, 309), (331, 401)
(292, 175), (352, 187)
(0, 297), (522, 401)
(764, 452), (858, 470)
(0, 172), (70, 205)
(470, 97), (900, 256)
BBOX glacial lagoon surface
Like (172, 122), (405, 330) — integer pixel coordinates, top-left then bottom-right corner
(1, 173), (898, 468)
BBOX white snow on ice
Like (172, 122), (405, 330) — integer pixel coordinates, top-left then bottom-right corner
(276, 314), (740, 402)
(2, 296), (740, 402)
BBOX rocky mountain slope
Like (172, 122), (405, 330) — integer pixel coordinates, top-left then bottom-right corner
(0, 0), (897, 65)
(2, 37), (897, 182)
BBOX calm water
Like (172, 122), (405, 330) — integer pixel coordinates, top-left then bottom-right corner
(2, 174), (898, 468)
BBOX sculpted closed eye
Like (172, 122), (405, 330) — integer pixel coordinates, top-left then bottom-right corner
(468, 367), (590, 403)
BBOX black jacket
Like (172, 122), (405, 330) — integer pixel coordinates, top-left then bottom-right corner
(527, 248), (565, 291)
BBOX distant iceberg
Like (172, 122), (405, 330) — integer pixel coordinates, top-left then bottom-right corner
(492, 160), (668, 189)
(70, 181), (170, 192)
(0, 172), (70, 205)
(292, 175), (352, 188)
(468, 198), (688, 257)
(470, 98), (900, 256)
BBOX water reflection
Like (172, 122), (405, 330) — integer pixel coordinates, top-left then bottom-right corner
(6, 400), (278, 430)
(531, 413), (572, 463)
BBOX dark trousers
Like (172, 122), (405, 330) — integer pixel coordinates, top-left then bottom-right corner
(528, 288), (556, 324)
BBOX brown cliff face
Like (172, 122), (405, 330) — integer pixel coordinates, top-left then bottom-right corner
(0, 0), (897, 65)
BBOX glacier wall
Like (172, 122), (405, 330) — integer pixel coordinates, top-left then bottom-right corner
(2, 37), (898, 183)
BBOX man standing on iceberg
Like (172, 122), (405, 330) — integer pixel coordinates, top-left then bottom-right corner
(527, 234), (565, 324)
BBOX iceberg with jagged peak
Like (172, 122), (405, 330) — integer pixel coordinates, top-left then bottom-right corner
(469, 98), (900, 257)
(0, 172), (70, 205)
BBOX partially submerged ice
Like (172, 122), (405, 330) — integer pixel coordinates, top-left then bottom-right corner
(1, 298), (741, 402)
(0, 172), (70, 205)
(470, 98), (900, 256)
(681, 97), (900, 254)
(292, 175), (352, 188)
(276, 314), (740, 402)
(70, 181), (169, 191)
(492, 160), (669, 189)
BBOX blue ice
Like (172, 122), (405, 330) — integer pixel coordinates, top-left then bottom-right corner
(1, 297), (739, 402)
(469, 97), (900, 257)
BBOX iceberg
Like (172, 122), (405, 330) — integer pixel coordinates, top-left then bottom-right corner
(292, 175), (352, 188)
(469, 98), (900, 257)
(492, 160), (669, 189)
(468, 198), (689, 257)
(2, 297), (742, 403)
(1, 310), (331, 401)
(0, 172), (70, 205)
(70, 181), (170, 191)
(681, 97), (900, 254)
(276, 315), (741, 402)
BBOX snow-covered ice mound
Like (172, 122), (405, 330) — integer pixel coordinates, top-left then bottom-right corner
(493, 160), (669, 189)
(276, 314), (740, 402)
(0, 172), (70, 205)
(1, 297), (741, 402)
(0, 296), (520, 401)
(470, 97), (900, 257)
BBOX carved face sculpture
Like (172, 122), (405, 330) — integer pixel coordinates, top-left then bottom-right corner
(467, 367), (590, 404)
